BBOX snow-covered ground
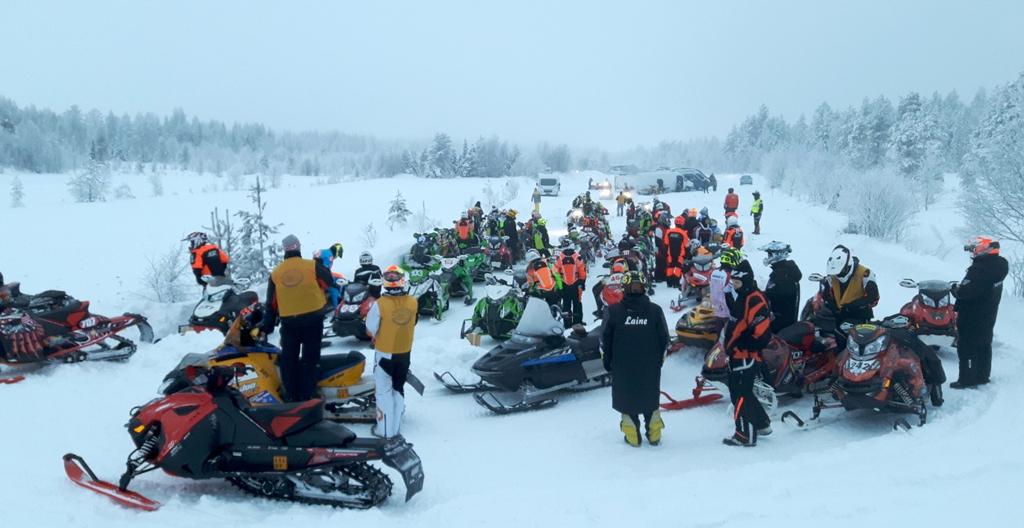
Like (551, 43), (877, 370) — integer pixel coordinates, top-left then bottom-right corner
(1, 170), (1020, 526)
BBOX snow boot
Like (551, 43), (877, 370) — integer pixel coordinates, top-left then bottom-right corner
(757, 425), (772, 437)
(620, 414), (641, 447)
(949, 380), (976, 390)
(929, 384), (944, 407)
(645, 410), (665, 446)
(722, 432), (756, 447)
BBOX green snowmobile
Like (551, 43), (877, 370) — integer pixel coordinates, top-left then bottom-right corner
(459, 246), (489, 282)
(406, 256), (448, 321)
(461, 270), (527, 341)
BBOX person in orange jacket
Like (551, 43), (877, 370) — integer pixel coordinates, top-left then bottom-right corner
(183, 231), (230, 286)
(554, 240), (587, 326)
(663, 216), (690, 288)
(721, 258), (772, 447)
(526, 249), (563, 308)
(724, 187), (740, 219)
(723, 216), (744, 249)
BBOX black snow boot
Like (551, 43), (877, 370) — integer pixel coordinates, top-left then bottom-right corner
(929, 385), (944, 407)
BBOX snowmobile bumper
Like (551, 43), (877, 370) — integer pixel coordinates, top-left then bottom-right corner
(331, 317), (367, 339)
(372, 436), (424, 501)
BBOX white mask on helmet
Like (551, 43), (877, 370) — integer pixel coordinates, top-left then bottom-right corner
(826, 246), (853, 282)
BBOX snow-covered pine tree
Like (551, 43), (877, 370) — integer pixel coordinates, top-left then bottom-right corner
(10, 176), (24, 207)
(361, 222), (378, 248)
(148, 172), (164, 197)
(891, 92), (939, 177)
(387, 190), (412, 231)
(114, 182), (135, 199)
(67, 157), (111, 202)
(233, 176), (282, 282)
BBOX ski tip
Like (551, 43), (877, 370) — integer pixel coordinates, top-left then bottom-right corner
(0, 375), (26, 384)
(63, 453), (161, 512)
(780, 410), (806, 427)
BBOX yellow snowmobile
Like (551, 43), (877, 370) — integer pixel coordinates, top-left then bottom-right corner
(667, 300), (724, 354)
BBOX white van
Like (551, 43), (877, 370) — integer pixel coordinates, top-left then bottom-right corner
(538, 175), (561, 196)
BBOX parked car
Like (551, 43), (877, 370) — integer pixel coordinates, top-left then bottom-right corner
(675, 169), (710, 192)
(740, 174), (754, 185)
(538, 174), (561, 196)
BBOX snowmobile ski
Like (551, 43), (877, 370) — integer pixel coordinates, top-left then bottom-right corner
(407, 371), (426, 396)
(434, 371), (496, 393)
(472, 392), (558, 414)
(0, 375), (26, 384)
(62, 453), (161, 512)
(659, 390), (723, 410)
(893, 418), (912, 432)
(780, 410), (806, 427)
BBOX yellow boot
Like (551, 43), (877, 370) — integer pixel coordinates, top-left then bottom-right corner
(646, 410), (665, 446)
(620, 414), (641, 447)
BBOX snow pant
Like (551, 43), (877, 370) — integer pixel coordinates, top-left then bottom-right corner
(374, 351), (410, 438)
(592, 282), (605, 316)
(957, 330), (993, 384)
(617, 203), (624, 216)
(753, 214), (761, 234)
(279, 314), (324, 402)
(728, 359), (770, 443)
(724, 208), (736, 221)
(535, 289), (561, 311)
(620, 410), (663, 444)
(560, 283), (584, 327)
(665, 265), (682, 288)
(654, 251), (667, 282)
(891, 328), (947, 386)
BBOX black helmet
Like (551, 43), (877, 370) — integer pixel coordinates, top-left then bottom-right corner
(621, 271), (646, 296)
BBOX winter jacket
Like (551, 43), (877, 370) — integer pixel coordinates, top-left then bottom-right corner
(823, 258), (879, 325)
(724, 193), (739, 211)
(723, 227), (744, 249)
(191, 243), (230, 284)
(751, 198), (763, 215)
(725, 284), (772, 360)
(264, 251), (333, 330)
(601, 294), (669, 415)
(765, 259), (802, 332)
(954, 254), (1008, 342)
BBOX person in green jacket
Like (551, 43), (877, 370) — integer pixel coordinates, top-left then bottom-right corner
(750, 191), (764, 235)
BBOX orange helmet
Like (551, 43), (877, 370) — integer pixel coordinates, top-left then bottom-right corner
(964, 236), (999, 258)
(382, 265), (408, 294)
(611, 259), (628, 274)
(674, 216), (685, 227)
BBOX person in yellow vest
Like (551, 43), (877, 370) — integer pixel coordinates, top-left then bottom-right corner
(821, 245), (879, 326)
(750, 191), (763, 235)
(263, 234), (334, 401)
(366, 265), (418, 438)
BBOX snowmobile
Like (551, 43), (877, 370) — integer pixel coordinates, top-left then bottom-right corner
(898, 278), (958, 340)
(592, 269), (624, 320)
(0, 286), (153, 377)
(438, 255), (475, 303)
(436, 298), (607, 414)
(483, 235), (513, 271)
(460, 270), (527, 341)
(800, 273), (828, 321)
(670, 251), (717, 312)
(178, 276), (258, 335)
(408, 257), (450, 321)
(328, 278), (379, 341)
(459, 246), (489, 282)
(661, 314), (843, 412)
(782, 316), (931, 429)
(64, 364), (423, 511)
(666, 300), (724, 354)
(159, 342), (386, 422)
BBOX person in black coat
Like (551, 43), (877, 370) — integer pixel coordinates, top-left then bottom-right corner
(951, 237), (1008, 388)
(760, 242), (802, 333)
(601, 271), (669, 447)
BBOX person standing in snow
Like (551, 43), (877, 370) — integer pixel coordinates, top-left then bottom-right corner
(760, 242), (801, 332)
(721, 258), (772, 447)
(554, 240), (587, 326)
(724, 187), (739, 219)
(263, 235), (334, 401)
(750, 191), (763, 235)
(601, 271), (669, 447)
(709, 173), (718, 192)
(366, 265), (418, 438)
(616, 191), (628, 217)
(951, 236), (1008, 389)
(532, 186), (542, 213)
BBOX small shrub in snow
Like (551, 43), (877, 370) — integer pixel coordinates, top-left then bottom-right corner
(114, 183), (135, 200)
(1008, 253), (1024, 298)
(148, 172), (164, 197)
(361, 222), (378, 249)
(67, 160), (111, 202)
(838, 168), (917, 241)
(10, 176), (24, 208)
(387, 190), (412, 231)
(233, 176), (282, 282)
(142, 245), (188, 302)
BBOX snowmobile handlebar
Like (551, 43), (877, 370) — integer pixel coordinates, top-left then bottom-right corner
(899, 278), (918, 288)
(807, 272), (825, 282)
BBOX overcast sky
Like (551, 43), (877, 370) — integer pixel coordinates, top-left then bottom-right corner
(3, 0), (1022, 148)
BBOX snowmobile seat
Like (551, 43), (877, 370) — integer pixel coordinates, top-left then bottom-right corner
(245, 399), (324, 438)
(282, 421), (357, 447)
(318, 351), (366, 379)
(568, 326), (601, 360)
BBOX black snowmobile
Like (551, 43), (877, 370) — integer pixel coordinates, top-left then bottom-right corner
(178, 277), (258, 335)
(436, 298), (609, 414)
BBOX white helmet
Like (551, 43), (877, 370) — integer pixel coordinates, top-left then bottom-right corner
(826, 245), (853, 282)
(359, 252), (373, 266)
(726, 216), (739, 228)
(525, 249), (541, 263)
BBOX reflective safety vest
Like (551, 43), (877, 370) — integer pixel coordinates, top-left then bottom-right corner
(191, 243), (229, 276)
(751, 198), (763, 215)
(270, 258), (327, 317)
(555, 252), (586, 286)
(830, 264), (870, 309)
(374, 295), (418, 354)
(528, 262), (559, 292)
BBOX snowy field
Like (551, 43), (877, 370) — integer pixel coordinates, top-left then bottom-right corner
(1, 170), (1020, 527)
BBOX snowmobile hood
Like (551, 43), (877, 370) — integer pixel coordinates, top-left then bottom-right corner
(513, 298), (564, 338)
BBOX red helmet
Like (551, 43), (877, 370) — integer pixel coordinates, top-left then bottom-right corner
(674, 216), (685, 227)
(965, 236), (999, 258)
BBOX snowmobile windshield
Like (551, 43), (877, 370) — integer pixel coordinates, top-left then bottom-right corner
(918, 280), (951, 302)
(692, 254), (714, 271)
(512, 297), (564, 338)
(486, 283), (512, 301)
(441, 257), (460, 270)
(344, 283), (367, 302)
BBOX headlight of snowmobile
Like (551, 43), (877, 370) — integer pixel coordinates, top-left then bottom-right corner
(570, 208), (584, 220)
(208, 290), (227, 302)
(860, 337), (886, 359)
(921, 296), (935, 308)
(937, 296), (950, 308)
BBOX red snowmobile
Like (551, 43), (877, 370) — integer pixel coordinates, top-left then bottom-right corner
(484, 235), (513, 271)
(782, 316), (931, 429)
(63, 364), (423, 511)
(660, 312), (843, 411)
(1, 283), (153, 382)
(671, 251), (717, 312)
(897, 278), (958, 340)
(329, 278), (378, 341)
(799, 273), (828, 321)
